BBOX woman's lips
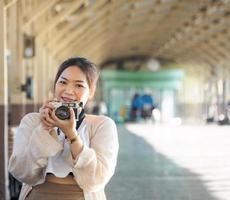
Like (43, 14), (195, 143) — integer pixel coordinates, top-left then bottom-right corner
(61, 97), (76, 102)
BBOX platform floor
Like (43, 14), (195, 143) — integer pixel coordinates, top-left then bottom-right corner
(105, 123), (230, 200)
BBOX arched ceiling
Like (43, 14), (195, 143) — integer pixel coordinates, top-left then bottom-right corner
(6, 0), (230, 68)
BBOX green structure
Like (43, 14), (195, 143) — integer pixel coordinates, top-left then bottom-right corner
(101, 69), (184, 122)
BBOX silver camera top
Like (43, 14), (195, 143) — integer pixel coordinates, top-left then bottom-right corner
(51, 101), (82, 109)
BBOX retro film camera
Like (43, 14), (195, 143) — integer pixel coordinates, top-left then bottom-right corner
(52, 101), (83, 120)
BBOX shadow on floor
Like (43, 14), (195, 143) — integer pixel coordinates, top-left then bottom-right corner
(105, 124), (218, 200)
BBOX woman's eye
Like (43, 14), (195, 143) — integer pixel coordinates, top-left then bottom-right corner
(59, 81), (66, 84)
(75, 84), (84, 88)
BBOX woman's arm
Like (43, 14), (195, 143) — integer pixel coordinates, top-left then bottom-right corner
(72, 116), (119, 192)
(8, 113), (62, 185)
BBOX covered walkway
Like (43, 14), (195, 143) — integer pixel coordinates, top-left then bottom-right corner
(1, 0), (230, 199)
(106, 123), (230, 200)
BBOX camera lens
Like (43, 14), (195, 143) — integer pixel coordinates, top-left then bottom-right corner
(55, 106), (70, 120)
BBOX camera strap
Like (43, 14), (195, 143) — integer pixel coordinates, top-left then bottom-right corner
(76, 109), (85, 130)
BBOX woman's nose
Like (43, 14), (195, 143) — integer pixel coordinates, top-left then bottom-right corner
(64, 85), (74, 94)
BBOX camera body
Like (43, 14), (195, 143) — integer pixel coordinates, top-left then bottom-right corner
(51, 101), (83, 120)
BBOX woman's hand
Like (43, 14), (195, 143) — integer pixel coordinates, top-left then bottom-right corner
(50, 107), (77, 139)
(39, 99), (56, 131)
(39, 99), (77, 138)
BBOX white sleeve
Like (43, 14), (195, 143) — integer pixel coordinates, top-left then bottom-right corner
(8, 113), (62, 185)
(72, 117), (119, 192)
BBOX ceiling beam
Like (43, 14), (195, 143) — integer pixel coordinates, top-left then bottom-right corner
(37, 0), (86, 38)
(3, 0), (18, 10)
(22, 0), (59, 29)
(45, 0), (108, 49)
(50, 8), (109, 56)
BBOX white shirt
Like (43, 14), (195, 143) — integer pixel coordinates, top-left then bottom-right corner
(9, 113), (119, 200)
(45, 120), (89, 177)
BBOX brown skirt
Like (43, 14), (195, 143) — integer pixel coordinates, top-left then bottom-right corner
(25, 182), (84, 200)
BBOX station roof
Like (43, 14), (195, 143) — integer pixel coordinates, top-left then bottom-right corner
(4, 0), (230, 68)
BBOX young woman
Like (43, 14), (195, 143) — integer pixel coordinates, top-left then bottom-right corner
(8, 57), (119, 200)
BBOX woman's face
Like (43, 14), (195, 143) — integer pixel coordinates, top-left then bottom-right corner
(54, 66), (92, 106)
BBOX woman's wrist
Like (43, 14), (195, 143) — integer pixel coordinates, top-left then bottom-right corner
(66, 137), (78, 144)
(66, 129), (78, 140)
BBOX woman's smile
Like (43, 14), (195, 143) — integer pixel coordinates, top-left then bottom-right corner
(61, 96), (76, 103)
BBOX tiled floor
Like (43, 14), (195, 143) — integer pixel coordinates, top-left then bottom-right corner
(106, 123), (230, 200)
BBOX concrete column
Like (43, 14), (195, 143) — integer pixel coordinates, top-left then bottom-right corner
(0, 1), (9, 199)
(34, 40), (50, 105)
(8, 1), (26, 125)
(34, 41), (43, 104)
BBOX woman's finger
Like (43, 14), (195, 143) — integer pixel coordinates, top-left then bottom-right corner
(45, 115), (56, 125)
(41, 118), (53, 129)
(69, 108), (76, 123)
(50, 109), (59, 122)
(43, 109), (55, 124)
